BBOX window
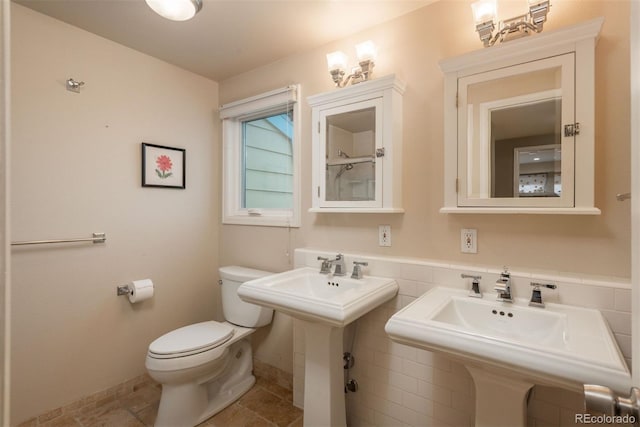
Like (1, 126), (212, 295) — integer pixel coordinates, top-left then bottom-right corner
(220, 85), (300, 227)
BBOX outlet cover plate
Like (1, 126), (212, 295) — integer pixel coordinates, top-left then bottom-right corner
(379, 225), (391, 247)
(461, 228), (477, 253)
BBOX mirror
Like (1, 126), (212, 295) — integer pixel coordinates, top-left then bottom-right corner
(325, 107), (376, 202)
(492, 99), (562, 198)
(457, 53), (575, 208)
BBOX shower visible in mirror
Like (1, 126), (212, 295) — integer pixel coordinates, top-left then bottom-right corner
(325, 107), (376, 202)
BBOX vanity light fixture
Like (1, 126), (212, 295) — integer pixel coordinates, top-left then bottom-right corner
(326, 40), (377, 88)
(471, 0), (550, 47)
(145, 0), (202, 21)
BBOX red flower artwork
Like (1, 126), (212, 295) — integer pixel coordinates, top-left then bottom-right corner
(155, 155), (173, 179)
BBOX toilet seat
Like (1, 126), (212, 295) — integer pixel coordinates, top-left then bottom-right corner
(148, 321), (234, 359)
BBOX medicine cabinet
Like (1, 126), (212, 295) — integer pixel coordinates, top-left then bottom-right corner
(440, 18), (603, 214)
(308, 74), (405, 212)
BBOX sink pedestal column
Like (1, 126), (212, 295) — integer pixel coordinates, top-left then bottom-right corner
(466, 365), (534, 427)
(299, 320), (346, 427)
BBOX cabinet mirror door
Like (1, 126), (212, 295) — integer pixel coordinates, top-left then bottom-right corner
(457, 53), (576, 208)
(319, 99), (383, 207)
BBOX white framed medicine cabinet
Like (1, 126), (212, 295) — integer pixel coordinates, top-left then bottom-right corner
(440, 18), (603, 214)
(308, 74), (405, 213)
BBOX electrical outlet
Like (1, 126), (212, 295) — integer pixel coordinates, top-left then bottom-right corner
(461, 228), (477, 253)
(379, 225), (391, 247)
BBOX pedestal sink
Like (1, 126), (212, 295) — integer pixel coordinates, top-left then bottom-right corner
(238, 266), (398, 427)
(385, 287), (631, 427)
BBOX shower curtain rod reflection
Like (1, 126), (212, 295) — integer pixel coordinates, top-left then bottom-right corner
(326, 156), (375, 167)
(11, 232), (106, 246)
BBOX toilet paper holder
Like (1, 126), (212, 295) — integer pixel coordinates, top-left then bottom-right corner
(117, 285), (132, 296)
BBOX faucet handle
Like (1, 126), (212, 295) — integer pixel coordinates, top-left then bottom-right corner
(351, 261), (368, 279)
(530, 282), (557, 289)
(317, 256), (332, 274)
(461, 274), (482, 298)
(529, 282), (557, 308)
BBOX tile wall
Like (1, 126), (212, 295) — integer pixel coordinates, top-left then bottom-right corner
(292, 248), (632, 427)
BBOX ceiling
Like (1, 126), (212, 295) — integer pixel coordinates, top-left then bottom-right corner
(14, 0), (435, 82)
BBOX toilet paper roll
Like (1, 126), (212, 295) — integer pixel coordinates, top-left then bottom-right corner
(128, 279), (154, 303)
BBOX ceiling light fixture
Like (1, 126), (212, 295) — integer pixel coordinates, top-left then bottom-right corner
(471, 0), (550, 47)
(145, 0), (202, 21)
(326, 40), (377, 88)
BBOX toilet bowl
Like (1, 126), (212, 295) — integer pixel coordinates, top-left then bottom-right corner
(145, 266), (273, 427)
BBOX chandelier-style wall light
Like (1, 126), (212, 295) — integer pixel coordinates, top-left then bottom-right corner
(326, 40), (378, 88)
(145, 0), (202, 21)
(471, 0), (551, 47)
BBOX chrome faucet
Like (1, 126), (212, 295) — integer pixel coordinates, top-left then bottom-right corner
(332, 254), (346, 276)
(461, 273), (482, 298)
(529, 282), (557, 308)
(351, 261), (368, 279)
(317, 254), (346, 276)
(494, 268), (513, 302)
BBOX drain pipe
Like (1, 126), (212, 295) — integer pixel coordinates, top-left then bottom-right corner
(343, 322), (359, 394)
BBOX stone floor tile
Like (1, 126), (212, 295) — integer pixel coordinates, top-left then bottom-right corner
(120, 384), (162, 414)
(131, 400), (159, 427)
(41, 414), (82, 427)
(202, 404), (275, 427)
(238, 387), (302, 427)
(22, 372), (299, 427)
(76, 404), (144, 427)
(256, 377), (294, 403)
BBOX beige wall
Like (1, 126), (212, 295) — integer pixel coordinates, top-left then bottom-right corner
(10, 4), (220, 424)
(220, 0), (630, 277)
(219, 0), (630, 376)
(5, 0), (631, 423)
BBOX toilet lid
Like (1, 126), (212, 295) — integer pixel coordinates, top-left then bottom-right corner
(148, 321), (234, 357)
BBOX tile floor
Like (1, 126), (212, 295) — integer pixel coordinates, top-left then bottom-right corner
(20, 376), (303, 427)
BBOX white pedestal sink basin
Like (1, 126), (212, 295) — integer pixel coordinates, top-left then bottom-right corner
(238, 266), (398, 426)
(385, 287), (631, 427)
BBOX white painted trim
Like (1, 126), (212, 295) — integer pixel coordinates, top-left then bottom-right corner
(307, 74), (405, 106)
(439, 207), (601, 215)
(219, 85), (298, 119)
(308, 207), (405, 214)
(221, 85), (301, 228)
(439, 17), (604, 73)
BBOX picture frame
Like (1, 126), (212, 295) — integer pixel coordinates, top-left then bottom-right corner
(141, 143), (186, 189)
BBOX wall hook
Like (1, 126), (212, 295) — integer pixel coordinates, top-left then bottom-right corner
(66, 78), (85, 93)
(616, 192), (631, 202)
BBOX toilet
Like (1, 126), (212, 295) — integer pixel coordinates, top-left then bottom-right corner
(145, 266), (274, 427)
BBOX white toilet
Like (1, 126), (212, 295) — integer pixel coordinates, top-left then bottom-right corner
(145, 266), (274, 427)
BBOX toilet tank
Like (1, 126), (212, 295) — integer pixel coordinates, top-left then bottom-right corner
(219, 266), (274, 328)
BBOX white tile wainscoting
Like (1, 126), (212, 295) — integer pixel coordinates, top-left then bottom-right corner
(291, 248), (631, 427)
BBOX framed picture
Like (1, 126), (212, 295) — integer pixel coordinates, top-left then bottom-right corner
(141, 143), (186, 189)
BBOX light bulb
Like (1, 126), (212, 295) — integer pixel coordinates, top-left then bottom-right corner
(471, 0), (497, 24)
(326, 51), (348, 72)
(355, 40), (377, 63)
